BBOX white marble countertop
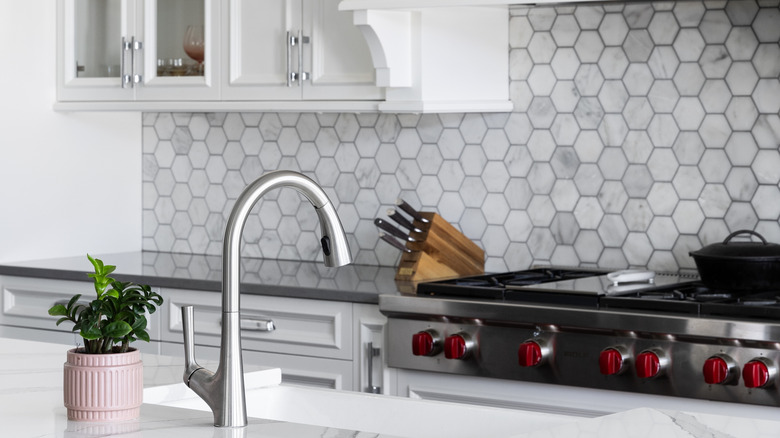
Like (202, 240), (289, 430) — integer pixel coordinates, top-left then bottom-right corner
(5, 336), (780, 438)
(1, 336), (575, 438)
(1, 336), (407, 437)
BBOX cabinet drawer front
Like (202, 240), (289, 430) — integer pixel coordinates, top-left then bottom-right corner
(0, 276), (161, 340)
(163, 289), (352, 360)
(161, 342), (352, 390)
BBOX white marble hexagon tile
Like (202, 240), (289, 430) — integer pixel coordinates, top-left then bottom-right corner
(142, 1), (780, 274)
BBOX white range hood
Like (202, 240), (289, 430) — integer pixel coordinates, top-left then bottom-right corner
(339, 0), (515, 113)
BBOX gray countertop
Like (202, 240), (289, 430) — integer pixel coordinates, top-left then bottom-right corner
(0, 252), (403, 304)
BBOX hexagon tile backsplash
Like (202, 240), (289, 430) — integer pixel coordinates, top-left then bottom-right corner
(142, 0), (780, 274)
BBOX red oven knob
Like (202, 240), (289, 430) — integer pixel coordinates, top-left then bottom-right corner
(599, 347), (628, 375)
(636, 349), (667, 379)
(743, 358), (775, 388)
(518, 339), (549, 367)
(412, 330), (440, 356)
(703, 354), (737, 385)
(444, 333), (473, 360)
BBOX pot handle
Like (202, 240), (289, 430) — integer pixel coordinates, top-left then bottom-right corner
(723, 229), (767, 245)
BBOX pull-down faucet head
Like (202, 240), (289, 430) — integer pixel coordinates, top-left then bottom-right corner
(182, 170), (352, 427)
(315, 201), (352, 267)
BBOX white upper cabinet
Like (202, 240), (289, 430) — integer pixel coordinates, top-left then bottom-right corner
(57, 0), (381, 110)
(222, 0), (382, 102)
(57, 0), (517, 112)
(57, 0), (220, 103)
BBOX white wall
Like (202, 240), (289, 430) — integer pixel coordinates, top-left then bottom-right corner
(0, 1), (142, 263)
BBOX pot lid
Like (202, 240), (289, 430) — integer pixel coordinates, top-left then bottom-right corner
(690, 230), (780, 260)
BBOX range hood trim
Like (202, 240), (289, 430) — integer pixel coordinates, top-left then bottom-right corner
(340, 2), (512, 113)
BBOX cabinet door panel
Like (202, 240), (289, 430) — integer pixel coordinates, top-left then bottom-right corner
(135, 0), (220, 101)
(0, 276), (161, 347)
(162, 288), (353, 360)
(302, 0), (382, 100)
(161, 342), (352, 390)
(222, 0), (301, 100)
(57, 0), (135, 101)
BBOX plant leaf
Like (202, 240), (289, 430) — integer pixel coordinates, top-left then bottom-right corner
(135, 329), (150, 342)
(131, 315), (147, 331)
(103, 321), (132, 338)
(81, 326), (102, 340)
(48, 304), (67, 316)
(67, 294), (82, 310)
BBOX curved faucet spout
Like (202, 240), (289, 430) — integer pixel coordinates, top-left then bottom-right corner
(182, 170), (353, 427)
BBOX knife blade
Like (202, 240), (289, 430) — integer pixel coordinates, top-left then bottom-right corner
(374, 218), (416, 242)
(396, 198), (429, 223)
(379, 232), (412, 253)
(387, 208), (423, 233)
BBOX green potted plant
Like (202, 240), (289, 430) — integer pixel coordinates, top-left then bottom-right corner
(48, 255), (163, 421)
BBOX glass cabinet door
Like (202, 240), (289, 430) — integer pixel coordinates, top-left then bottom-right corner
(57, 0), (219, 102)
(74, 0), (123, 78)
(136, 0), (220, 100)
(57, 0), (135, 101)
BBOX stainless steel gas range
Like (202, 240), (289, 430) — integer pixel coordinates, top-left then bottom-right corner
(380, 268), (780, 409)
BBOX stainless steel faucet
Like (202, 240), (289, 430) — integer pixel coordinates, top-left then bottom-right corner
(181, 170), (353, 427)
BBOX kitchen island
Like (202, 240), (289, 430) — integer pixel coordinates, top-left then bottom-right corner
(1, 335), (582, 438)
(5, 335), (780, 438)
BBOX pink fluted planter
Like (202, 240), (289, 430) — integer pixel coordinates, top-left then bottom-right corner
(63, 348), (143, 421)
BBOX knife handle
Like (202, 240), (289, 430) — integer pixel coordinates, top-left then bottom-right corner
(374, 218), (415, 242)
(396, 199), (429, 223)
(379, 232), (412, 253)
(387, 208), (422, 233)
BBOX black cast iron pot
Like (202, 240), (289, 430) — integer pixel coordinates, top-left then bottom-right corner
(689, 230), (780, 292)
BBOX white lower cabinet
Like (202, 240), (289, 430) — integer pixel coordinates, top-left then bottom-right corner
(0, 275), (388, 393)
(0, 275), (162, 354)
(162, 287), (353, 360)
(162, 288), (395, 392)
(160, 342), (353, 390)
(353, 303), (394, 395)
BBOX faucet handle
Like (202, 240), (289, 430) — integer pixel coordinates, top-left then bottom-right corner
(182, 305), (203, 384)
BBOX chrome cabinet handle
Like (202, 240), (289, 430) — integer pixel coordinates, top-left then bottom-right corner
(366, 342), (381, 394)
(239, 316), (276, 332)
(121, 37), (132, 87)
(287, 31), (294, 87)
(132, 38), (143, 84)
(287, 31), (310, 87)
(297, 31), (310, 84)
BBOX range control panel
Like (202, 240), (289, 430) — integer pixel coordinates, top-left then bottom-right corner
(387, 318), (780, 407)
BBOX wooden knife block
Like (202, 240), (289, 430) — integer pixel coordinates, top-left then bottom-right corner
(394, 212), (484, 284)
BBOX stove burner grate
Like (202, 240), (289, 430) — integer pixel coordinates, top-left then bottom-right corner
(416, 268), (604, 302)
